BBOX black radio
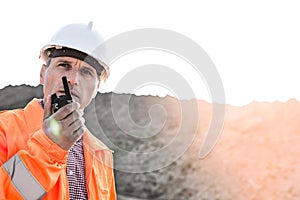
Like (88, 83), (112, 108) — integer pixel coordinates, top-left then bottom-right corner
(51, 76), (73, 113)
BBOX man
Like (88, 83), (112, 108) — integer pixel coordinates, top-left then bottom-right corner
(0, 22), (116, 199)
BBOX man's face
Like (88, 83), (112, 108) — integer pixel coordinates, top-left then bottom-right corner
(40, 56), (100, 109)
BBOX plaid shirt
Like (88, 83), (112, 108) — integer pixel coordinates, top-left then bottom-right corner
(66, 137), (88, 200)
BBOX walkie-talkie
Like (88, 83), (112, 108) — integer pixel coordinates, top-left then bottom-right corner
(51, 76), (73, 113)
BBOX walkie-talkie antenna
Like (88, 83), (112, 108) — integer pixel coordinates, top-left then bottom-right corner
(62, 76), (72, 100)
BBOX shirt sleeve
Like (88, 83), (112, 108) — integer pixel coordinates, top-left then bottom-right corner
(0, 128), (68, 199)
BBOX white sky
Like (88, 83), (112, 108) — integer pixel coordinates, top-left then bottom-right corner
(0, 0), (300, 106)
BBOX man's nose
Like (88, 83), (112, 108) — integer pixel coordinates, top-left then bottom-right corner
(67, 71), (79, 85)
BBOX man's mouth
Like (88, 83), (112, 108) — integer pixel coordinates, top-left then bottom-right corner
(57, 90), (79, 99)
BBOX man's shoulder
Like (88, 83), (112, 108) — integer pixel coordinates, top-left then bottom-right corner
(0, 99), (43, 129)
(0, 99), (40, 117)
(0, 108), (27, 139)
(0, 107), (24, 123)
(83, 131), (113, 153)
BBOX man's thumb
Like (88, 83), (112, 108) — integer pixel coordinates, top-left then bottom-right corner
(43, 95), (52, 119)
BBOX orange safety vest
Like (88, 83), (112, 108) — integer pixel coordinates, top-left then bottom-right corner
(0, 99), (116, 199)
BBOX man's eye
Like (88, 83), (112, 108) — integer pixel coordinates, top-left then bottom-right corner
(81, 68), (93, 76)
(58, 63), (70, 68)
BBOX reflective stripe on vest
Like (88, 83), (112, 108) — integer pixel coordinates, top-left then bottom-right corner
(3, 154), (46, 199)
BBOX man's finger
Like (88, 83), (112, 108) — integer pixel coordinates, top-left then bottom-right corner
(53, 102), (80, 120)
(43, 95), (52, 119)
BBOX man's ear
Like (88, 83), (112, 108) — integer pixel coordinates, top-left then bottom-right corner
(97, 80), (101, 90)
(40, 64), (46, 85)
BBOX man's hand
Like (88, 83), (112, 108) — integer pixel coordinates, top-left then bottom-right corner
(42, 95), (85, 150)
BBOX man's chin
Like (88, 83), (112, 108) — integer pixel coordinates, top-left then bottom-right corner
(72, 96), (80, 104)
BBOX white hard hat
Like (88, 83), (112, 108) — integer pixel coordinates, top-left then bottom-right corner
(40, 21), (109, 80)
